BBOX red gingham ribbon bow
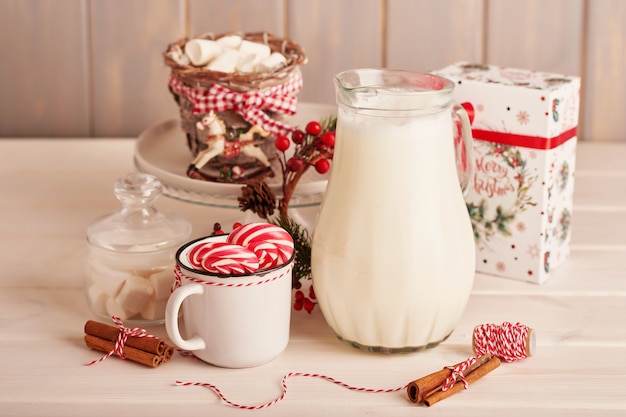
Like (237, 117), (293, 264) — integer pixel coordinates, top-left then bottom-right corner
(84, 316), (156, 366)
(169, 73), (303, 136)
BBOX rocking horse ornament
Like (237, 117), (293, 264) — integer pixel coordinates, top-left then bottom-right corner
(187, 111), (273, 182)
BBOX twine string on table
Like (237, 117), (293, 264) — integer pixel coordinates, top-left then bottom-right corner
(174, 323), (533, 408)
(176, 373), (408, 411)
(84, 316), (157, 366)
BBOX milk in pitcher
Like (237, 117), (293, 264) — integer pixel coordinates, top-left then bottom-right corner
(311, 69), (475, 352)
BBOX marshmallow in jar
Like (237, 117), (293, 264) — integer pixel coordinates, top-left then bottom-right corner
(84, 173), (192, 326)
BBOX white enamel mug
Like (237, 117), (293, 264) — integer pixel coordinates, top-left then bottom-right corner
(165, 234), (293, 368)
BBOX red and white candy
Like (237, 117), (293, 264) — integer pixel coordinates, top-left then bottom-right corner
(228, 223), (295, 264)
(187, 223), (294, 276)
(246, 240), (281, 269)
(188, 241), (259, 275)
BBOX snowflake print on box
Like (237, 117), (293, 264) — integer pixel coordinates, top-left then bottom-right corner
(434, 62), (580, 284)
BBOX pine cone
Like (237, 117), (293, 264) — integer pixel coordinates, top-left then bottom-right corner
(238, 180), (277, 220)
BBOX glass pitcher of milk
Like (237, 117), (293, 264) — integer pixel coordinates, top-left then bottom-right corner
(311, 69), (475, 353)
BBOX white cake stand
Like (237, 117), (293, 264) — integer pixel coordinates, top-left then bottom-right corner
(134, 103), (336, 229)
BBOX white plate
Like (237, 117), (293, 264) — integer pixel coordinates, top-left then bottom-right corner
(134, 102), (336, 208)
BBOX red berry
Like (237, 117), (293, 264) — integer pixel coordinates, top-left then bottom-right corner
(292, 129), (305, 144)
(211, 223), (224, 236)
(232, 222), (242, 230)
(287, 157), (305, 172)
(293, 300), (303, 311)
(314, 159), (331, 174)
(320, 131), (335, 147)
(274, 134), (290, 152)
(305, 121), (322, 136)
(303, 298), (315, 313)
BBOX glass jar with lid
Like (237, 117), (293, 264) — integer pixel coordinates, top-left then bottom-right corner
(84, 173), (192, 326)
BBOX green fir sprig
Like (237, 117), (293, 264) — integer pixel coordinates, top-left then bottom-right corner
(237, 117), (336, 290)
(273, 214), (312, 286)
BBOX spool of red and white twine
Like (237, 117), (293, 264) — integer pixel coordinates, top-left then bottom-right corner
(174, 321), (535, 409)
(473, 322), (536, 362)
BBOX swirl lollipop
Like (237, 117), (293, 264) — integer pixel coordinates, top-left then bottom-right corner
(188, 241), (260, 275)
(228, 223), (294, 266)
(246, 240), (281, 269)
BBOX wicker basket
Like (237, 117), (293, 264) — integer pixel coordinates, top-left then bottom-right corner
(163, 32), (307, 161)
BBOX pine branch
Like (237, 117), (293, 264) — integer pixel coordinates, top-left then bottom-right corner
(273, 214), (312, 285)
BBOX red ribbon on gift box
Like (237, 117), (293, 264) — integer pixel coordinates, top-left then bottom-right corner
(471, 126), (577, 150)
(460, 102), (577, 150)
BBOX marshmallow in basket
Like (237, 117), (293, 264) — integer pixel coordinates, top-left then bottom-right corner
(181, 35), (287, 73)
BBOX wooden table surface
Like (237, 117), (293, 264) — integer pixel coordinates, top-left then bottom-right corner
(1, 138), (625, 416)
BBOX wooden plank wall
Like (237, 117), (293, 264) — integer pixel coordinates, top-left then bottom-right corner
(0, 0), (624, 141)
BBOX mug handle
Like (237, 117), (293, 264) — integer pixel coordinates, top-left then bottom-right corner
(452, 103), (474, 195)
(165, 282), (206, 351)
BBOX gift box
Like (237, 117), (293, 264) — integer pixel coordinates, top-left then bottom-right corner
(434, 62), (580, 283)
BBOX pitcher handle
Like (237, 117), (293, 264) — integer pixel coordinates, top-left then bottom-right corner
(165, 282), (206, 351)
(452, 103), (474, 194)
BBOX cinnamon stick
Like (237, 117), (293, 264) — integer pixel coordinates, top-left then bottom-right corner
(407, 354), (491, 403)
(84, 320), (165, 355)
(84, 334), (163, 368)
(423, 356), (501, 407)
(163, 345), (175, 362)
